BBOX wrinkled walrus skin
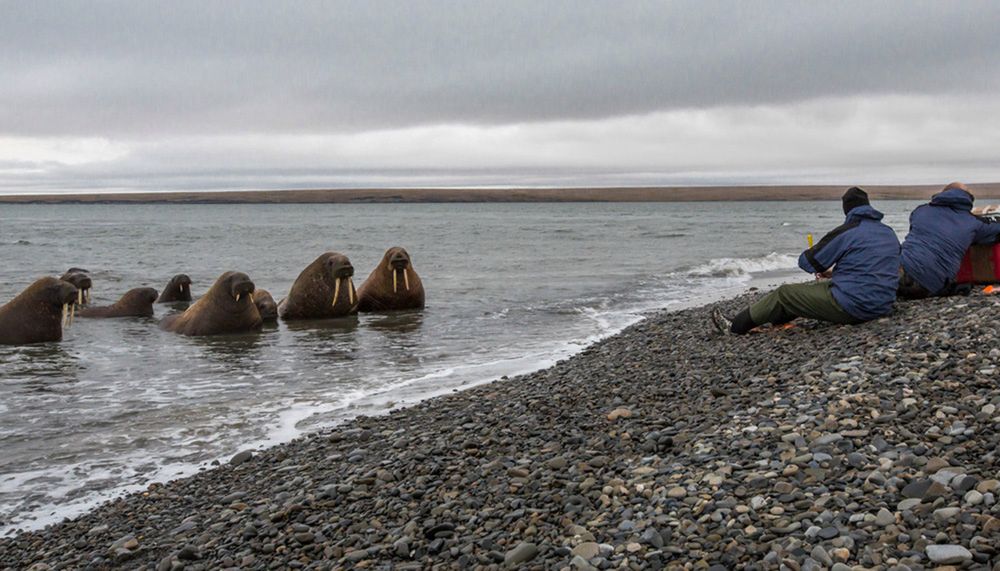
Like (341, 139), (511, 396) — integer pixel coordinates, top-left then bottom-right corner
(357, 247), (425, 312)
(78, 287), (158, 318)
(278, 252), (359, 320)
(160, 272), (262, 336)
(0, 277), (79, 345)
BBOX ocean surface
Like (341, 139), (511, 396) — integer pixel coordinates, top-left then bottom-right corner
(0, 201), (920, 533)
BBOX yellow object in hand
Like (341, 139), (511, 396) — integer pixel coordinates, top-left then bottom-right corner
(807, 233), (814, 248)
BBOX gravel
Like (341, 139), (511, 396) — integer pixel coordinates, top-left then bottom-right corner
(3, 286), (1000, 569)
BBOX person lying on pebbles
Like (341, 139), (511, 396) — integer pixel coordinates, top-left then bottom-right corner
(898, 181), (1000, 299)
(713, 187), (900, 335)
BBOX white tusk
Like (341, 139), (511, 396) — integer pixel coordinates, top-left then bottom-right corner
(61, 304), (68, 329)
(85, 289), (90, 303)
(249, 293), (255, 304)
(351, 279), (356, 304)
(68, 303), (75, 327)
(77, 289), (83, 305)
(404, 268), (410, 291)
(393, 269), (398, 293)
(236, 293), (241, 302)
(333, 279), (341, 306)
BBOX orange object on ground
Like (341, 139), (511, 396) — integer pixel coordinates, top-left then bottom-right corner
(984, 285), (996, 294)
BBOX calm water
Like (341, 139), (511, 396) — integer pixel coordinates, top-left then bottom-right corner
(0, 201), (920, 533)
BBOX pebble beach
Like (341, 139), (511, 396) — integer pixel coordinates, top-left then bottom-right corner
(3, 286), (1000, 570)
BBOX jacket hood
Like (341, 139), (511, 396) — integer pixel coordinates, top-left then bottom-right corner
(930, 188), (974, 211)
(845, 204), (884, 222)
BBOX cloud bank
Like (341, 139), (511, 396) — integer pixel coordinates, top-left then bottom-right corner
(2, 1), (999, 193)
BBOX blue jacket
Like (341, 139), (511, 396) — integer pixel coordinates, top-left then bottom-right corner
(798, 205), (901, 320)
(900, 188), (1000, 294)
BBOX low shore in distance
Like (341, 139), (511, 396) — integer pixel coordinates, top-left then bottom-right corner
(3, 183), (1000, 204)
(3, 286), (1000, 569)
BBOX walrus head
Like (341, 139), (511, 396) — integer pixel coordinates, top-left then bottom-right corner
(385, 247), (414, 293)
(43, 277), (81, 329)
(253, 289), (278, 321)
(317, 252), (357, 308)
(60, 269), (92, 305)
(121, 287), (159, 316)
(158, 274), (193, 303)
(220, 271), (256, 312)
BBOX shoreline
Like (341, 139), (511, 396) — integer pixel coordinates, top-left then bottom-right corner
(3, 287), (1000, 569)
(3, 183), (1000, 204)
(0, 271), (795, 539)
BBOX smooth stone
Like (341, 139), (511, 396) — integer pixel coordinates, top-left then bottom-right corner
(818, 526), (839, 540)
(875, 508), (895, 527)
(926, 544), (972, 564)
(229, 450), (253, 466)
(505, 542), (539, 566)
(572, 542), (600, 560)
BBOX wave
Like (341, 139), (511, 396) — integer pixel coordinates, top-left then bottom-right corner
(683, 252), (799, 278)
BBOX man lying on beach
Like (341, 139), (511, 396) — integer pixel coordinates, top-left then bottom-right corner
(897, 182), (1000, 299)
(712, 187), (900, 335)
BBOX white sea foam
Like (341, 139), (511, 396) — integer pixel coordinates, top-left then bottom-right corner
(684, 252), (799, 279)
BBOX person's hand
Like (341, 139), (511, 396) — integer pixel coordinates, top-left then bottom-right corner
(815, 269), (833, 280)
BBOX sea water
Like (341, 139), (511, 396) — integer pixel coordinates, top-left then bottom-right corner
(0, 200), (920, 533)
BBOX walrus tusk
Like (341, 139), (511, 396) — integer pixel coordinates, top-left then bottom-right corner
(85, 289), (90, 303)
(68, 303), (75, 327)
(61, 303), (68, 329)
(393, 269), (398, 293)
(236, 293), (241, 302)
(403, 268), (410, 291)
(249, 292), (255, 304)
(348, 279), (355, 305)
(333, 279), (341, 306)
(77, 289), (83, 305)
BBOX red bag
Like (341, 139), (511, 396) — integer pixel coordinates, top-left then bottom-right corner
(955, 244), (1000, 284)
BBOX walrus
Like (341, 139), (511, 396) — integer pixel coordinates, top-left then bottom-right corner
(160, 271), (262, 336)
(278, 252), (359, 320)
(78, 287), (158, 318)
(157, 274), (193, 303)
(253, 289), (278, 322)
(60, 269), (92, 305)
(0, 277), (79, 345)
(357, 247), (426, 312)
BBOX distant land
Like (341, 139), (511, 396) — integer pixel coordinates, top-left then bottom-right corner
(2, 184), (1000, 204)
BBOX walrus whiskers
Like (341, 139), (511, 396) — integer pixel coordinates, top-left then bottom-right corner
(332, 279), (341, 306)
(393, 269), (398, 293)
(403, 268), (410, 291)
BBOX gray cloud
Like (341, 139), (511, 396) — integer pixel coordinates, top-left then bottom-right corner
(2, 1), (1000, 136)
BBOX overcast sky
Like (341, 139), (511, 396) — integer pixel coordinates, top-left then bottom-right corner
(2, 1), (1000, 193)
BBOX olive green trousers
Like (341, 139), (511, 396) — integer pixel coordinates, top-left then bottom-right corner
(749, 281), (860, 327)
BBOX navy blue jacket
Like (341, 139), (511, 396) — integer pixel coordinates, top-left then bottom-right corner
(798, 205), (901, 320)
(901, 188), (1000, 294)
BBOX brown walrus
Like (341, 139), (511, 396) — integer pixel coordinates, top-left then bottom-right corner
(253, 289), (278, 322)
(157, 274), (193, 303)
(160, 272), (262, 336)
(78, 287), (158, 318)
(357, 247), (426, 312)
(0, 277), (79, 345)
(60, 268), (93, 305)
(278, 252), (359, 320)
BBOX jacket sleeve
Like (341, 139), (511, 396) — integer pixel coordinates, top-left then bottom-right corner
(972, 219), (1000, 244)
(797, 222), (859, 274)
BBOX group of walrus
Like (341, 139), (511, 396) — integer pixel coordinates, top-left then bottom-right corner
(0, 247), (424, 345)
